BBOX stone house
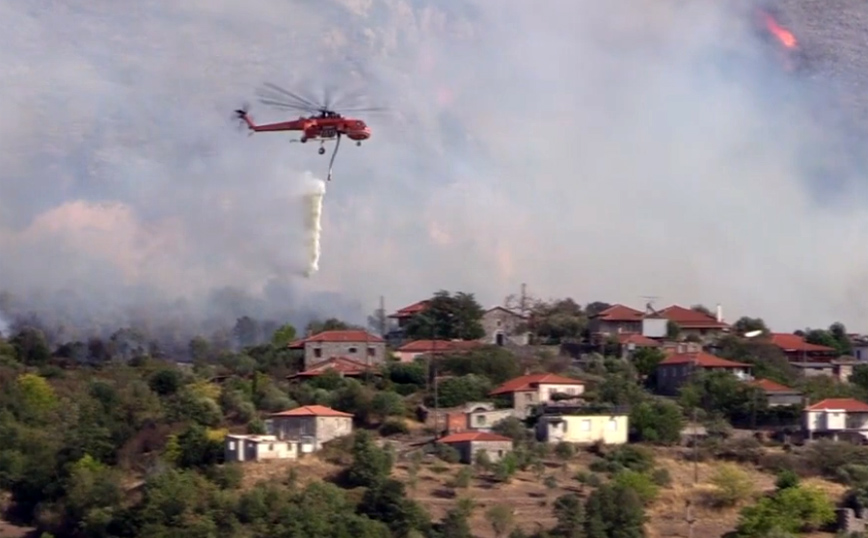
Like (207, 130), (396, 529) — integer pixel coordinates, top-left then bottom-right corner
(765, 332), (838, 362)
(489, 373), (585, 418)
(588, 304), (644, 336)
(266, 405), (354, 450)
(480, 306), (529, 346)
(655, 352), (752, 396)
(437, 431), (514, 464)
(288, 330), (386, 369)
(654, 304), (729, 339)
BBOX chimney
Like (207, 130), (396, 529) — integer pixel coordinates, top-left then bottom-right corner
(716, 304), (723, 323)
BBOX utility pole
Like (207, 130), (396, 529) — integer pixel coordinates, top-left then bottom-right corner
(379, 295), (386, 337)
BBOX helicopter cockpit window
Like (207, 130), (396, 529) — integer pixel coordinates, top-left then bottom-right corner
(355, 121), (365, 127)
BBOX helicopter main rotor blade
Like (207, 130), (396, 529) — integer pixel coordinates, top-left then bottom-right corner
(259, 83), (324, 110)
(257, 99), (319, 115)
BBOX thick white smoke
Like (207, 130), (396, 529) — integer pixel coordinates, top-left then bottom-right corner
(302, 173), (326, 278)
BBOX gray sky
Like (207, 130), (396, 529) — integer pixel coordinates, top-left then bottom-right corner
(2, 0), (868, 338)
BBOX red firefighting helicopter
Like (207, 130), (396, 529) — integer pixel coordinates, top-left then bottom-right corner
(234, 83), (384, 181)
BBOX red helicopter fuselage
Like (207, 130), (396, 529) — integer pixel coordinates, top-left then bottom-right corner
(237, 112), (371, 142)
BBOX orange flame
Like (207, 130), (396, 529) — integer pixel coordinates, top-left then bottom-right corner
(762, 12), (797, 49)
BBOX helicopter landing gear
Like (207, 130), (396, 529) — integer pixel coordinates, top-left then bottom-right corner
(300, 136), (307, 143)
(356, 141), (361, 147)
(318, 147), (326, 155)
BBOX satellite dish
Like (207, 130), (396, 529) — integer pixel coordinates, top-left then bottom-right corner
(744, 330), (763, 338)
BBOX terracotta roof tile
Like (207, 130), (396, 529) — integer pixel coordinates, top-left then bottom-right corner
(659, 352), (749, 368)
(288, 330), (384, 348)
(388, 300), (430, 318)
(768, 333), (836, 353)
(618, 333), (660, 347)
(749, 378), (797, 393)
(806, 398), (868, 412)
(397, 339), (482, 353)
(288, 357), (373, 378)
(489, 373), (584, 396)
(593, 304), (644, 321)
(270, 405), (354, 418)
(656, 305), (729, 328)
(438, 431), (513, 443)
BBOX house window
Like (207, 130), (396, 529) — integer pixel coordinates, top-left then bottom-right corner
(581, 420), (591, 431)
(228, 441), (235, 450)
(608, 419), (618, 431)
(477, 415), (486, 425)
(524, 393), (533, 401)
(268, 443), (274, 451)
(314, 348), (322, 358)
(368, 347), (376, 357)
(566, 388), (576, 395)
(497, 450), (504, 457)
(348, 347), (358, 354)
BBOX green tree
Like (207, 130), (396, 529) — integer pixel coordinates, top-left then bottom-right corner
(527, 298), (587, 343)
(148, 368), (182, 396)
(358, 478), (431, 537)
(371, 391), (406, 423)
(665, 320), (681, 341)
(404, 290), (485, 340)
(271, 323), (298, 347)
(552, 493), (585, 537)
(735, 485), (834, 536)
(631, 347), (666, 379)
(629, 400), (684, 444)
(584, 483), (646, 538)
(11, 328), (51, 366)
(15, 373), (58, 422)
(732, 316), (769, 335)
(347, 430), (393, 488)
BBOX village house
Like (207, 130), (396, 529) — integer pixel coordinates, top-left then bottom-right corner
(266, 405), (354, 450)
(748, 378), (803, 407)
(535, 406), (629, 445)
(286, 356), (377, 381)
(618, 333), (662, 358)
(442, 402), (514, 433)
(789, 359), (855, 383)
(850, 334), (868, 362)
(655, 352), (752, 396)
(803, 398), (868, 441)
(437, 431), (514, 464)
(224, 434), (304, 463)
(387, 300), (429, 331)
(480, 306), (530, 346)
(588, 304), (644, 336)
(655, 304), (730, 338)
(489, 373), (586, 418)
(394, 339), (481, 363)
(288, 330), (386, 369)
(766, 333), (838, 362)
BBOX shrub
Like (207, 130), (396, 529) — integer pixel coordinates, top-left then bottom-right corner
(451, 467), (473, 488)
(612, 470), (659, 505)
(554, 442), (575, 460)
(379, 418), (410, 437)
(651, 468), (672, 487)
(775, 470), (800, 490)
(707, 463), (755, 508)
(434, 443), (461, 464)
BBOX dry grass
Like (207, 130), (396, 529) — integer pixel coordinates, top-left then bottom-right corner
(233, 444), (847, 538)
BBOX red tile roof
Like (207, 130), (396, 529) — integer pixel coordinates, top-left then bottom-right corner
(438, 431), (513, 443)
(270, 405), (353, 418)
(397, 339), (482, 353)
(485, 306), (528, 319)
(618, 333), (660, 347)
(593, 304), (644, 321)
(806, 398), (868, 412)
(388, 300), (430, 319)
(288, 330), (384, 348)
(749, 378), (797, 393)
(489, 373), (584, 396)
(656, 305), (729, 328)
(767, 333), (836, 353)
(659, 352), (749, 368)
(288, 357), (374, 378)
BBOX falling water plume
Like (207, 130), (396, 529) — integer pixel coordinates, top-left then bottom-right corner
(303, 177), (326, 277)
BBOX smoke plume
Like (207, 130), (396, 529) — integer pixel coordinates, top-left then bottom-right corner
(2, 0), (868, 342)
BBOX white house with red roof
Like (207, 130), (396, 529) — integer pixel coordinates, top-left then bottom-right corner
(655, 352), (751, 395)
(266, 405), (354, 450)
(437, 431), (514, 464)
(288, 330), (386, 369)
(490, 373), (585, 417)
(803, 398), (868, 440)
(394, 339), (482, 363)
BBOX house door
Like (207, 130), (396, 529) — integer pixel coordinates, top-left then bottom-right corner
(495, 333), (505, 346)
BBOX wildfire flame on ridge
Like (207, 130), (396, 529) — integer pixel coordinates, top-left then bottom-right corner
(760, 10), (798, 49)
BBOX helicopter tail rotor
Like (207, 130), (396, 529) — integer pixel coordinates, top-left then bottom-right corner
(233, 103), (251, 131)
